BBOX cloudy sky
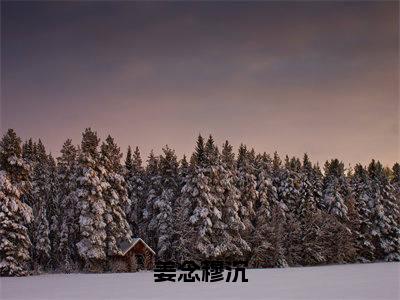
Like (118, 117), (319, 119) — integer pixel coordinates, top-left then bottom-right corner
(1, 1), (398, 166)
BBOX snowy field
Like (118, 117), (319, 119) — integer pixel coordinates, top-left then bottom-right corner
(1, 262), (399, 300)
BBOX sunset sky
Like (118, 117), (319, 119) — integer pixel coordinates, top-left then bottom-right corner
(1, 1), (398, 166)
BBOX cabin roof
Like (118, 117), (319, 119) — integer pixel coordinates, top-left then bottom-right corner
(117, 237), (156, 256)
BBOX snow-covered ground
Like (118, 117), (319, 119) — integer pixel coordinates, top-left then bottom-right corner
(1, 262), (399, 300)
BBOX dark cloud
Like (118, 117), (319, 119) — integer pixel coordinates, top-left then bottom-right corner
(1, 1), (398, 166)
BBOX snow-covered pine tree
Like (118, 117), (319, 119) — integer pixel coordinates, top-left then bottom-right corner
(218, 140), (249, 261)
(249, 205), (298, 268)
(312, 163), (324, 208)
(179, 135), (218, 261)
(142, 150), (161, 248)
(191, 135), (205, 165)
(368, 160), (400, 261)
(57, 139), (79, 271)
(272, 151), (282, 177)
(30, 140), (51, 271)
(221, 141), (235, 171)
(125, 146), (133, 172)
(252, 154), (275, 235)
(0, 171), (33, 276)
(298, 154), (321, 216)
(321, 159), (351, 221)
(180, 136), (249, 261)
(148, 146), (179, 261)
(277, 156), (301, 215)
(179, 155), (190, 184)
(0, 129), (33, 276)
(22, 139), (35, 165)
(236, 144), (258, 240)
(46, 154), (61, 269)
(33, 205), (51, 272)
(172, 155), (194, 263)
(249, 153), (275, 266)
(124, 146), (145, 235)
(124, 146), (134, 222)
(280, 156), (331, 266)
(100, 135), (133, 259)
(270, 151), (289, 215)
(292, 154), (329, 266)
(391, 163), (400, 201)
(247, 148), (257, 170)
(74, 128), (108, 272)
(350, 164), (375, 262)
(318, 159), (356, 262)
(30, 140), (49, 212)
(19, 140), (36, 214)
(0, 130), (31, 191)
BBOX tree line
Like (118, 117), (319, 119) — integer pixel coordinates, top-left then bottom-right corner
(0, 128), (399, 276)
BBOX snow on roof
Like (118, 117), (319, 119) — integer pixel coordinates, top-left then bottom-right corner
(118, 237), (156, 256)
